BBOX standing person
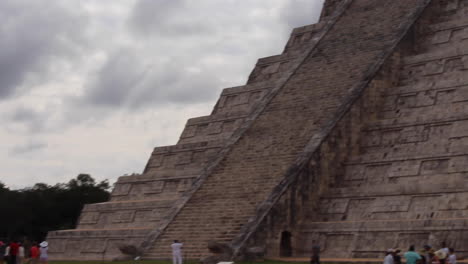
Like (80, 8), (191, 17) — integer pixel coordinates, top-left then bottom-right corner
(447, 248), (456, 264)
(4, 244), (9, 264)
(29, 243), (39, 264)
(17, 243), (24, 264)
(384, 249), (395, 264)
(8, 241), (19, 264)
(38, 242), (47, 264)
(404, 245), (422, 264)
(310, 244), (320, 264)
(394, 249), (402, 264)
(428, 249), (440, 264)
(0, 241), (6, 264)
(423, 245), (433, 264)
(439, 242), (449, 264)
(440, 242), (449, 255)
(171, 240), (183, 264)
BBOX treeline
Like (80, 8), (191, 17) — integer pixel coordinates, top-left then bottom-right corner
(0, 174), (110, 242)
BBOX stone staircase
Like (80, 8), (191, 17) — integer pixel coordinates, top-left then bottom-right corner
(47, 0), (468, 261)
(294, 1), (468, 258)
(142, 0), (434, 260)
(46, 2), (325, 260)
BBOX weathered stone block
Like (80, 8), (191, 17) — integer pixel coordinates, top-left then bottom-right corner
(48, 0), (468, 261)
(388, 160), (421, 177)
(431, 30), (452, 44)
(371, 197), (411, 213)
(420, 158), (450, 174)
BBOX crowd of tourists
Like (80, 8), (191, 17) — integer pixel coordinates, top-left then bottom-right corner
(384, 243), (456, 264)
(0, 240), (48, 264)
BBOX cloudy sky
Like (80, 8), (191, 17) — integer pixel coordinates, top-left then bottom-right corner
(0, 0), (324, 189)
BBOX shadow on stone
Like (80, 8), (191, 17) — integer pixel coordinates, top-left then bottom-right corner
(116, 244), (143, 261)
(201, 241), (233, 264)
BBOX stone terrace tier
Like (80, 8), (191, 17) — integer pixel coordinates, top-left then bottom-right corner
(76, 199), (176, 230)
(179, 82), (275, 144)
(143, 0), (434, 260)
(109, 141), (223, 202)
(47, 228), (151, 260)
(294, 1), (468, 259)
(296, 218), (468, 258)
(48, 0), (468, 261)
(46, 3), (332, 259)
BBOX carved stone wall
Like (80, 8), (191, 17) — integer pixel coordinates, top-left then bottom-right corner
(46, 1), (329, 260)
(320, 0), (345, 20)
(47, 0), (468, 261)
(247, 0), (468, 259)
(143, 0), (435, 260)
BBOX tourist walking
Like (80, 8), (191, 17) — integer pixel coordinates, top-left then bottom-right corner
(38, 242), (47, 264)
(28, 243), (39, 264)
(428, 249), (440, 264)
(394, 249), (402, 264)
(438, 242), (449, 264)
(0, 241), (6, 264)
(7, 241), (19, 264)
(17, 244), (24, 264)
(404, 245), (422, 264)
(171, 240), (183, 264)
(383, 249), (395, 264)
(422, 245), (432, 264)
(447, 248), (456, 264)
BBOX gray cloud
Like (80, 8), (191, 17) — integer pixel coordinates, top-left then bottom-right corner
(4, 106), (47, 133)
(0, 0), (87, 99)
(10, 107), (40, 122)
(280, 0), (325, 27)
(10, 140), (48, 155)
(85, 49), (145, 107)
(0, 0), (325, 188)
(83, 48), (220, 109)
(128, 0), (215, 37)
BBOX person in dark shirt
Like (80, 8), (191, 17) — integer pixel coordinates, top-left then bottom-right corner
(310, 245), (320, 264)
(0, 241), (6, 264)
(7, 241), (19, 264)
(394, 249), (402, 264)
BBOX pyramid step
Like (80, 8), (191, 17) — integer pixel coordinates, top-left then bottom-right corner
(179, 113), (249, 145)
(403, 41), (468, 65)
(246, 50), (305, 84)
(428, 16), (468, 33)
(295, 217), (468, 258)
(311, 191), (468, 223)
(110, 174), (198, 202)
(142, 140), (223, 175)
(339, 157), (468, 189)
(400, 53), (468, 87)
(47, 228), (152, 260)
(381, 70), (468, 98)
(283, 22), (326, 53)
(76, 199), (176, 229)
(300, 217), (468, 232)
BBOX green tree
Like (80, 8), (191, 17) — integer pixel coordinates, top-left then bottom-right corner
(0, 175), (110, 241)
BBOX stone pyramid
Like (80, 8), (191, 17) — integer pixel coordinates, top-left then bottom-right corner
(48, 0), (468, 260)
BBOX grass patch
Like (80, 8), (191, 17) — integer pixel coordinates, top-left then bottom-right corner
(50, 260), (309, 264)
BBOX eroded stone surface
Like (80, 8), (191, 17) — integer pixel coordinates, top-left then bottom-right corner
(48, 0), (468, 260)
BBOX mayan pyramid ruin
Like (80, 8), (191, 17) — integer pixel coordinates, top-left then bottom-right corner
(48, 0), (468, 260)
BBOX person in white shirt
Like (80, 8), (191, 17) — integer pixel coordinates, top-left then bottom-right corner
(447, 248), (456, 264)
(171, 240), (183, 264)
(4, 246), (9, 260)
(383, 249), (395, 264)
(439, 242), (450, 264)
(39, 242), (48, 264)
(17, 244), (24, 264)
